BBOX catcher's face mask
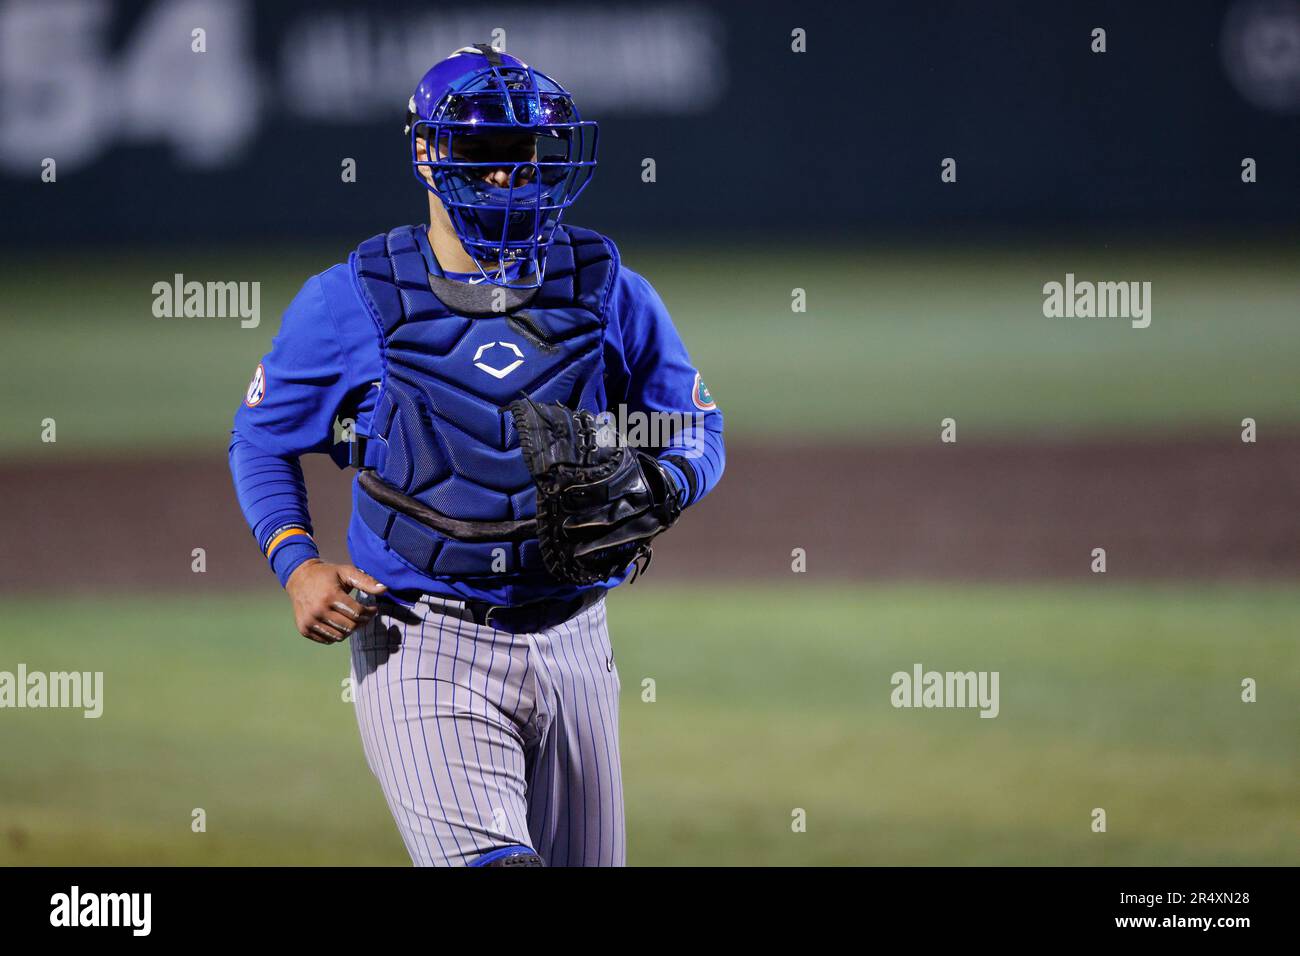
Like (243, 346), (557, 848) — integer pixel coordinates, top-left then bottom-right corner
(408, 46), (598, 290)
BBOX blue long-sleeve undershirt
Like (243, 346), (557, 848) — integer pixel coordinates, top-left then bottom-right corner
(228, 434), (322, 586)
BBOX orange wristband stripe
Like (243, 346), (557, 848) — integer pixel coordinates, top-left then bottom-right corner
(265, 527), (312, 557)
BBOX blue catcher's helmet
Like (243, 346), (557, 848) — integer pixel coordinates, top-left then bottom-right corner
(406, 44), (598, 289)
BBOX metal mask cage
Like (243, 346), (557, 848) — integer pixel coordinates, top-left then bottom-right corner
(409, 63), (598, 289)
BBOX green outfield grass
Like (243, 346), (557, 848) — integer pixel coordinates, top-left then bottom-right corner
(1, 241), (1297, 456)
(0, 583), (1295, 866)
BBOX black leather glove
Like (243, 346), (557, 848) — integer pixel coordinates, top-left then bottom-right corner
(508, 397), (682, 585)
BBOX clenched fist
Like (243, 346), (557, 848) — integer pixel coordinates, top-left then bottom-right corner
(285, 559), (387, 645)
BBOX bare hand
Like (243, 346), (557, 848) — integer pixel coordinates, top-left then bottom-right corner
(285, 560), (387, 645)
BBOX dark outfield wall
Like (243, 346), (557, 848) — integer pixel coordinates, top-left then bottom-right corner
(1, 0), (1298, 245)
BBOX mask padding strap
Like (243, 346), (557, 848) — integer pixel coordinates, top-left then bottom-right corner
(473, 42), (504, 67)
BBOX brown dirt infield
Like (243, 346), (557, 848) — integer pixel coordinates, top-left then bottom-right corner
(2, 436), (1297, 594)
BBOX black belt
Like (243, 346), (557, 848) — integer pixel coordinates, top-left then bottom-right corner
(463, 590), (601, 632)
(381, 589), (602, 634)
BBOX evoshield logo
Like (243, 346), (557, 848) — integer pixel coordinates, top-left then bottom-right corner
(50, 886), (151, 936)
(473, 341), (525, 379)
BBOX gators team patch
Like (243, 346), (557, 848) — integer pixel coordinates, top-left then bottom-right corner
(691, 371), (716, 411)
(244, 363), (266, 407)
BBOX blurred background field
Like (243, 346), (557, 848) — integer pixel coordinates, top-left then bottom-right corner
(1, 586), (1295, 866)
(2, 240), (1298, 454)
(2, 0), (1298, 867)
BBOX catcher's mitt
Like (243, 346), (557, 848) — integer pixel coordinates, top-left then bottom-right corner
(508, 398), (682, 585)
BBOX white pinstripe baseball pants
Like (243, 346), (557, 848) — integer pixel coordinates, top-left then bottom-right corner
(349, 594), (626, 866)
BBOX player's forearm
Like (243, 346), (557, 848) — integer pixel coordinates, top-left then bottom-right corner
(657, 411), (725, 508)
(228, 431), (321, 586)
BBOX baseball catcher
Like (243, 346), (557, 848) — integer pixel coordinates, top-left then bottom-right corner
(228, 44), (725, 866)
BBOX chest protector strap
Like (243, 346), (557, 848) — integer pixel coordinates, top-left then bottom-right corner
(356, 470), (537, 542)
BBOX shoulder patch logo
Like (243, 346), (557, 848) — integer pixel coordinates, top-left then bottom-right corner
(244, 363), (266, 407)
(692, 371), (716, 411)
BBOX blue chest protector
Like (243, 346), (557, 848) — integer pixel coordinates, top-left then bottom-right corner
(348, 224), (617, 587)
